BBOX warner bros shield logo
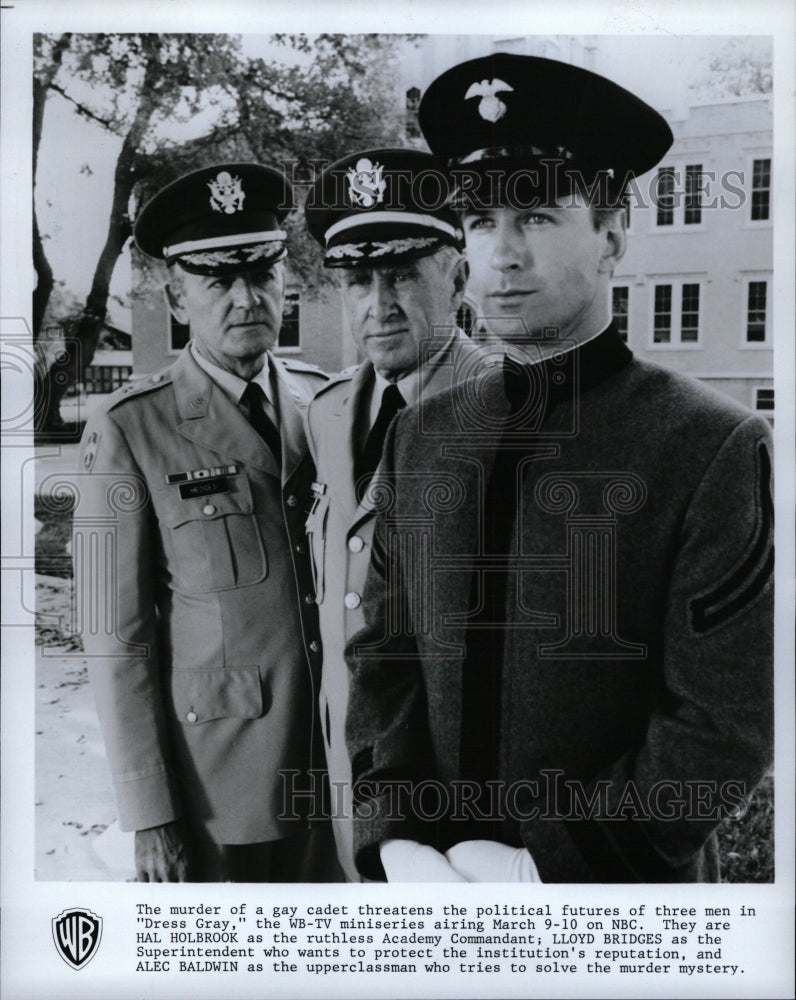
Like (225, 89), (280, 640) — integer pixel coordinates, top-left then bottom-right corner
(52, 908), (103, 970)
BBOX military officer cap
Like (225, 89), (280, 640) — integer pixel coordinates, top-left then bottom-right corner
(304, 147), (463, 267)
(418, 53), (673, 205)
(134, 163), (293, 275)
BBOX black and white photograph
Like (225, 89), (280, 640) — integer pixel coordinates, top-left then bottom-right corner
(2, 2), (794, 998)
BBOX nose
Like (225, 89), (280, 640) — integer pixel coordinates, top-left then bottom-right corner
(489, 217), (526, 272)
(230, 275), (262, 309)
(367, 273), (399, 322)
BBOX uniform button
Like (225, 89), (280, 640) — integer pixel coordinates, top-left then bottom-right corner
(309, 640), (321, 653)
(202, 504), (216, 516)
(305, 593), (315, 605)
(348, 535), (365, 553)
(286, 495), (298, 508)
(344, 592), (361, 610)
(295, 541), (306, 554)
(186, 711), (198, 723)
(151, 373), (164, 384)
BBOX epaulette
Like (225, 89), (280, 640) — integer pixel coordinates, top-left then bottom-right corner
(104, 367), (174, 411)
(308, 364), (359, 402)
(279, 357), (329, 381)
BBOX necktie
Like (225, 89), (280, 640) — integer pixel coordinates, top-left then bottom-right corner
(242, 382), (282, 463)
(356, 383), (406, 499)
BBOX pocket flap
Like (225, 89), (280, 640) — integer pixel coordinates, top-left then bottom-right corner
(158, 476), (254, 528)
(171, 666), (264, 725)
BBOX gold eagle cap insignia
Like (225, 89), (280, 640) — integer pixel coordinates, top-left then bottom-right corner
(464, 78), (514, 123)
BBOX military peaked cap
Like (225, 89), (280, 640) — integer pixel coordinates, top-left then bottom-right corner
(418, 53), (673, 202)
(304, 147), (463, 267)
(134, 163), (293, 275)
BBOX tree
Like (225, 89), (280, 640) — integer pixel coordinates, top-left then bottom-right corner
(33, 33), (416, 433)
(689, 38), (772, 100)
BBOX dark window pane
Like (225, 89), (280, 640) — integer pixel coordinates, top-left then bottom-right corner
(279, 291), (300, 348)
(746, 281), (768, 342)
(755, 388), (774, 410)
(653, 284), (672, 342)
(655, 167), (676, 226)
(751, 158), (771, 221)
(612, 286), (629, 342)
(684, 164), (703, 225)
(681, 283), (700, 342)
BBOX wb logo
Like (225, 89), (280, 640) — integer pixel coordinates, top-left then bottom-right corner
(52, 908), (103, 970)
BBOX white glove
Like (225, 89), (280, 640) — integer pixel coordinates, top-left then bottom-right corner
(445, 840), (542, 882)
(380, 839), (467, 882)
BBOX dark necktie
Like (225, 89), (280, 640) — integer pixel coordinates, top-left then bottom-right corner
(356, 383), (406, 499)
(242, 381), (282, 463)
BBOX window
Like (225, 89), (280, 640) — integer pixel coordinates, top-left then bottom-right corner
(654, 167), (676, 226)
(277, 289), (300, 350)
(169, 314), (190, 353)
(651, 281), (702, 346)
(746, 280), (768, 343)
(612, 286), (629, 342)
(456, 302), (476, 337)
(405, 86), (421, 112)
(83, 365), (132, 394)
(754, 387), (774, 415)
(654, 164), (704, 227)
(750, 158), (771, 221)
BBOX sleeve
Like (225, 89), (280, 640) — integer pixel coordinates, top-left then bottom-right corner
(344, 418), (437, 880)
(521, 415), (775, 882)
(75, 409), (181, 831)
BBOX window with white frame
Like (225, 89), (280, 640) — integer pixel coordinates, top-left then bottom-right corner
(745, 279), (769, 343)
(750, 158), (771, 221)
(753, 386), (774, 416)
(653, 164), (705, 228)
(611, 285), (629, 342)
(277, 289), (300, 350)
(651, 280), (702, 345)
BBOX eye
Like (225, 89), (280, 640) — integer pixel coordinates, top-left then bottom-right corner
(392, 269), (415, 283)
(520, 212), (552, 226)
(463, 215), (494, 232)
(208, 276), (232, 290)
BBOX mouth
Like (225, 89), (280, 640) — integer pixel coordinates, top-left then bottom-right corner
(368, 328), (408, 339)
(489, 290), (535, 300)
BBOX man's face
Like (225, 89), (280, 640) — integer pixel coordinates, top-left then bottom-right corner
(461, 195), (621, 350)
(338, 251), (464, 381)
(168, 262), (285, 377)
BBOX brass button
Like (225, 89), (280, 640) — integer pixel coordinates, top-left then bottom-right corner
(344, 592), (361, 610)
(202, 504), (216, 516)
(295, 541), (306, 554)
(348, 535), (365, 553)
(286, 495), (298, 508)
(305, 593), (315, 605)
(309, 640), (321, 653)
(186, 711), (198, 723)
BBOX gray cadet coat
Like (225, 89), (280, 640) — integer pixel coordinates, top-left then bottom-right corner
(76, 347), (328, 845)
(305, 330), (491, 880)
(345, 327), (774, 882)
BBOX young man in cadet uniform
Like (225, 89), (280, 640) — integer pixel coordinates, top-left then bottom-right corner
(345, 55), (774, 883)
(76, 163), (341, 882)
(303, 148), (490, 880)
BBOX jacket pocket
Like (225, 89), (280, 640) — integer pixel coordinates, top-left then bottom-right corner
(305, 493), (330, 604)
(171, 665), (265, 726)
(154, 476), (267, 593)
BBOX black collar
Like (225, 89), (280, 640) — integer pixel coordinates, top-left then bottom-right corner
(503, 323), (632, 420)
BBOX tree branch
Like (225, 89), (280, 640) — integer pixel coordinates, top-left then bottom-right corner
(48, 83), (118, 130)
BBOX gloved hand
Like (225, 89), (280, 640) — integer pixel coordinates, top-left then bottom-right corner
(380, 839), (467, 882)
(445, 840), (542, 882)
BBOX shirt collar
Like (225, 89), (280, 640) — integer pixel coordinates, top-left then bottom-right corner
(190, 341), (274, 406)
(369, 328), (457, 421)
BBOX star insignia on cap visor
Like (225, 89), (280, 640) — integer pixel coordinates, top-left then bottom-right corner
(208, 171), (245, 214)
(464, 78), (514, 122)
(346, 159), (386, 208)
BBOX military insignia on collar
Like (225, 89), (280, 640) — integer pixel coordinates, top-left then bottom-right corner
(464, 78), (514, 123)
(347, 158), (386, 208)
(208, 171), (245, 214)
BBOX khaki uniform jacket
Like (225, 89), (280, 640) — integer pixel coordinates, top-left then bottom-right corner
(76, 347), (327, 844)
(305, 330), (491, 880)
(346, 329), (774, 882)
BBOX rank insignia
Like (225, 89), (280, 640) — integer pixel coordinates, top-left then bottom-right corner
(347, 158), (386, 208)
(464, 78), (514, 122)
(166, 464), (238, 485)
(208, 171), (245, 214)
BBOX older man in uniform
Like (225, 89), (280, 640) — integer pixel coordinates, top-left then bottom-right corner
(303, 148), (489, 880)
(345, 56), (774, 883)
(76, 163), (339, 882)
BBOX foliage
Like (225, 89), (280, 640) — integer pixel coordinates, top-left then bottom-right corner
(690, 38), (772, 100)
(33, 33), (417, 430)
